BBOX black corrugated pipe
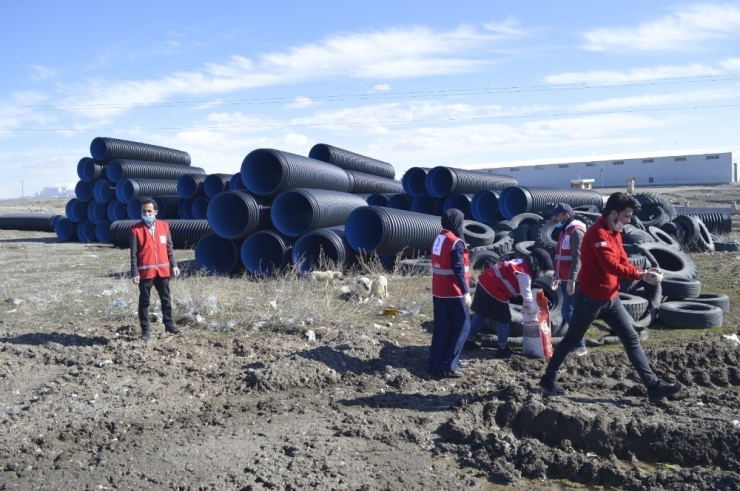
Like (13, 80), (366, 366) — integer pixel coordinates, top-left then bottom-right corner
(387, 193), (414, 210)
(241, 148), (351, 197)
(93, 179), (115, 204)
(443, 193), (474, 219)
(75, 180), (94, 202)
(345, 169), (404, 194)
(346, 206), (441, 257)
(292, 227), (357, 274)
(682, 212), (732, 233)
(271, 189), (368, 237)
(177, 198), (194, 219)
(366, 193), (397, 207)
(95, 221), (111, 243)
(498, 186), (604, 219)
(401, 167), (430, 197)
(308, 144), (396, 179)
(65, 199), (87, 222)
(229, 172), (246, 190)
(90, 137), (191, 165)
(153, 196), (181, 219)
(77, 157), (90, 180)
(425, 167), (518, 198)
(55, 218), (79, 242)
(115, 179), (180, 203)
(471, 190), (501, 222)
(191, 197), (210, 220)
(241, 230), (295, 277)
(76, 220), (96, 243)
(87, 201), (108, 224)
(0, 214), (59, 232)
(195, 233), (244, 275)
(177, 174), (208, 199)
(207, 190), (272, 240)
(411, 193), (445, 216)
(109, 219), (213, 249)
(126, 198), (146, 220)
(106, 159), (205, 184)
(203, 173), (232, 198)
(107, 199), (127, 222)
(80, 158), (105, 182)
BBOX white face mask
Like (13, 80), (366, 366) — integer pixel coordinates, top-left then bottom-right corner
(612, 214), (625, 231)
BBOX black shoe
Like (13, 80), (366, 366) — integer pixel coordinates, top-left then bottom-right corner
(463, 339), (481, 351)
(438, 369), (464, 379)
(539, 377), (566, 396)
(165, 326), (181, 335)
(647, 381), (683, 402)
(141, 330), (151, 341)
(496, 346), (517, 358)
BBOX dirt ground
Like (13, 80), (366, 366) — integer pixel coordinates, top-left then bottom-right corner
(1, 188), (740, 490)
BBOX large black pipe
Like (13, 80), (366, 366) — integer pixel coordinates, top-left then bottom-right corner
(90, 137), (191, 165)
(191, 197), (210, 220)
(195, 233), (244, 276)
(107, 199), (128, 222)
(55, 218), (78, 242)
(207, 190), (272, 240)
(471, 190), (501, 222)
(75, 181), (94, 202)
(309, 144), (395, 179)
(443, 193), (474, 219)
(203, 173), (233, 198)
(106, 160), (205, 183)
(498, 186), (604, 219)
(65, 199), (87, 222)
(87, 201), (108, 224)
(241, 230), (295, 277)
(153, 196), (181, 219)
(292, 227), (356, 274)
(681, 212), (732, 234)
(425, 167), (518, 198)
(271, 189), (368, 237)
(411, 193), (445, 216)
(109, 219), (213, 249)
(116, 179), (180, 203)
(345, 206), (441, 257)
(241, 149), (351, 197)
(386, 193), (414, 210)
(93, 179), (115, 204)
(0, 214), (59, 232)
(366, 193), (396, 207)
(401, 167), (430, 197)
(177, 174), (208, 199)
(80, 158), (106, 182)
(345, 170), (403, 194)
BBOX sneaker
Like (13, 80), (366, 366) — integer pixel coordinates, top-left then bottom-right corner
(141, 330), (151, 341)
(496, 346), (516, 358)
(539, 377), (566, 396)
(165, 326), (181, 335)
(441, 369), (464, 379)
(463, 339), (481, 351)
(647, 381), (683, 402)
(575, 346), (588, 357)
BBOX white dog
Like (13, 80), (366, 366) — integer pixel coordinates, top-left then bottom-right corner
(309, 270), (343, 283)
(370, 274), (389, 299)
(355, 275), (389, 303)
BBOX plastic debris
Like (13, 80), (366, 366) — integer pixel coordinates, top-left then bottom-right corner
(110, 300), (128, 309)
(305, 330), (316, 342)
(206, 295), (218, 314)
(269, 300), (277, 309)
(732, 420), (740, 428)
(723, 334), (740, 347)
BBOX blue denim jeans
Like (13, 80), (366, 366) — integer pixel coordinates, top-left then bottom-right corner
(560, 281), (586, 349)
(467, 312), (509, 348)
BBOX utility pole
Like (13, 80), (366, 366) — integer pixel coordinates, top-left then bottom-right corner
(20, 180), (24, 198)
(600, 166), (604, 190)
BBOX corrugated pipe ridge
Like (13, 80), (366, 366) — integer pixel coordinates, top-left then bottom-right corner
(292, 226), (356, 274)
(401, 167), (430, 197)
(115, 179), (180, 203)
(241, 148), (352, 197)
(93, 179), (115, 204)
(207, 190), (272, 240)
(90, 137), (191, 166)
(498, 186), (604, 219)
(55, 218), (78, 242)
(682, 212), (732, 234)
(204, 173), (233, 198)
(471, 190), (501, 222)
(366, 193), (397, 207)
(425, 167), (518, 198)
(411, 193), (445, 216)
(177, 174), (208, 199)
(443, 193), (474, 219)
(345, 169), (403, 194)
(109, 219), (213, 249)
(345, 206), (441, 257)
(308, 144), (396, 180)
(80, 158), (105, 182)
(195, 233), (244, 276)
(241, 230), (294, 277)
(152, 196), (181, 219)
(271, 189), (368, 237)
(106, 160), (205, 183)
(65, 199), (87, 222)
(75, 181), (94, 202)
(386, 193), (414, 210)
(0, 214), (60, 232)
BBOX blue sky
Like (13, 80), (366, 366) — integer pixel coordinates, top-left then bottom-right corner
(2, 0), (740, 198)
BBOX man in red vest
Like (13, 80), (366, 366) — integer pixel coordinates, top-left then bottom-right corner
(539, 192), (682, 402)
(429, 209), (471, 378)
(130, 198), (180, 341)
(549, 203), (588, 356)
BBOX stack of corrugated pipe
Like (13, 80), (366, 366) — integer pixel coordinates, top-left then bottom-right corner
(60, 137), (212, 248)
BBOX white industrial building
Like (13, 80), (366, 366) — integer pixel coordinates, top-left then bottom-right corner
(473, 148), (740, 188)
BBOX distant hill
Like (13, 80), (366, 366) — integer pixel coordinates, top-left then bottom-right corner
(3, 186), (76, 201)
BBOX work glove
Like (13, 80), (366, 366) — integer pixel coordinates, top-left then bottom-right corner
(641, 269), (663, 286)
(131, 275), (140, 285)
(463, 292), (472, 309)
(551, 277), (560, 289)
(567, 280), (576, 296)
(172, 267), (180, 278)
(522, 300), (539, 315)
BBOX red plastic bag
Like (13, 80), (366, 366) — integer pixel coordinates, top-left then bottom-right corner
(536, 289), (553, 359)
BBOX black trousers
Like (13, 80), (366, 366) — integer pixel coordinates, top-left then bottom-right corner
(543, 290), (659, 388)
(138, 276), (174, 331)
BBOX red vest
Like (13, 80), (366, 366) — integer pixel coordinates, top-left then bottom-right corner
(554, 220), (586, 280)
(431, 230), (471, 298)
(131, 220), (171, 280)
(477, 258), (532, 302)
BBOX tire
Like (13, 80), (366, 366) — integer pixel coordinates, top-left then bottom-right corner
(647, 226), (680, 249)
(469, 248), (500, 271)
(673, 215), (702, 247)
(636, 205), (670, 228)
(694, 219), (715, 252)
(573, 204), (600, 213)
(714, 240), (740, 252)
(660, 221), (679, 239)
(513, 224), (531, 244)
(514, 240), (534, 258)
(658, 301), (723, 329)
(629, 215), (646, 231)
(661, 277), (701, 298)
(623, 225), (655, 245)
(627, 254), (648, 269)
(463, 220), (496, 247)
(575, 211), (601, 226)
(634, 242), (697, 280)
(686, 293), (730, 313)
(489, 230), (514, 255)
(493, 220), (515, 232)
(633, 192), (677, 219)
(509, 213), (543, 229)
(619, 292), (649, 321)
(532, 220), (559, 251)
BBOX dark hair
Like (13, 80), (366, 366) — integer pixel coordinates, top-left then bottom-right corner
(140, 198), (158, 211)
(602, 192), (640, 216)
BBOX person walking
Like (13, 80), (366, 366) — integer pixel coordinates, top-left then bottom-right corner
(130, 198), (181, 341)
(538, 192), (682, 402)
(549, 203), (588, 356)
(465, 248), (554, 358)
(428, 209), (471, 378)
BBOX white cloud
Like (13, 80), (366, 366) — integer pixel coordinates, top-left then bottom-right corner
(582, 3), (740, 52)
(545, 63), (722, 85)
(719, 57), (740, 70)
(286, 96), (318, 109)
(572, 87), (740, 111)
(28, 65), (57, 80)
(371, 84), (392, 92)
(483, 17), (527, 37)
